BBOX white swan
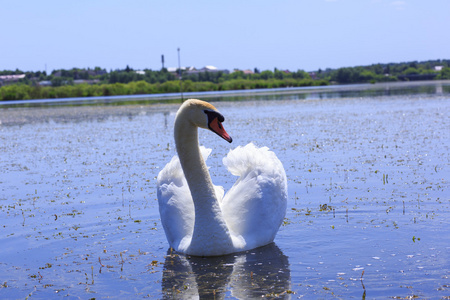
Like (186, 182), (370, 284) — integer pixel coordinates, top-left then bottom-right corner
(157, 99), (287, 256)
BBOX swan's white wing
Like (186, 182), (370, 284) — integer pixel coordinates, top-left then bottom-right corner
(157, 146), (223, 250)
(221, 143), (287, 250)
(157, 154), (193, 250)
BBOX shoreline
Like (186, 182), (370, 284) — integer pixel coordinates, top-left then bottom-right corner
(1, 80), (450, 107)
(1, 80), (449, 127)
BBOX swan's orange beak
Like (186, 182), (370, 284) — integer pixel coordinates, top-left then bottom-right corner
(209, 117), (232, 143)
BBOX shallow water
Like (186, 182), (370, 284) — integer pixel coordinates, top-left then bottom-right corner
(0, 85), (449, 299)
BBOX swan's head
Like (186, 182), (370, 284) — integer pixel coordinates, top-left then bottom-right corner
(179, 99), (233, 143)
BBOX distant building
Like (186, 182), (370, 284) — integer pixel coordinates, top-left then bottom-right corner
(195, 66), (228, 74)
(231, 68), (250, 74)
(52, 69), (107, 78)
(172, 66), (230, 76)
(0, 74), (26, 85)
(87, 69), (107, 76)
(73, 79), (100, 85)
(167, 67), (187, 74)
(38, 80), (52, 86)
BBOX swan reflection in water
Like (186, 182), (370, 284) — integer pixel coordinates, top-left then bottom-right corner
(161, 243), (291, 299)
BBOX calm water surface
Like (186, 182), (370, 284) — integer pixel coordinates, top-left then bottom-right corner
(0, 83), (449, 299)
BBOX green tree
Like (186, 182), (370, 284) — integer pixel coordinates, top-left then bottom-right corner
(259, 70), (274, 80)
(437, 67), (450, 79)
(403, 67), (420, 75)
(336, 68), (354, 83)
(274, 69), (284, 80)
(372, 64), (384, 75)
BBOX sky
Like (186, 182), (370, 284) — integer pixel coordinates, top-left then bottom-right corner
(1, 0), (449, 73)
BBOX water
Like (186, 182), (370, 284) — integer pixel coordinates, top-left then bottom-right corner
(0, 82), (449, 299)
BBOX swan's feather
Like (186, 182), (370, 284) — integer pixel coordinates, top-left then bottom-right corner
(221, 143), (287, 249)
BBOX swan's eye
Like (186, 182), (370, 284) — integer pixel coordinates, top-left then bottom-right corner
(204, 110), (225, 123)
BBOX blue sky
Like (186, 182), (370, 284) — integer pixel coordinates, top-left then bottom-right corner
(2, 0), (449, 72)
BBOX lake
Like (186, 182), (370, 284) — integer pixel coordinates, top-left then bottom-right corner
(0, 81), (449, 299)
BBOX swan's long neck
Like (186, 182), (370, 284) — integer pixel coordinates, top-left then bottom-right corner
(174, 113), (233, 255)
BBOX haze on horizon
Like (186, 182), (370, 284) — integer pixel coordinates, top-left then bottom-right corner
(1, 0), (449, 73)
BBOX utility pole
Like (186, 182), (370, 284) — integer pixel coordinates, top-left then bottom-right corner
(177, 47), (184, 102)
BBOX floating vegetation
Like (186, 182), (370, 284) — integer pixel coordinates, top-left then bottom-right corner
(319, 203), (333, 212)
(0, 84), (449, 298)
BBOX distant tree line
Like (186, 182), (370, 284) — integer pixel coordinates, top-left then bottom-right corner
(1, 59), (450, 101)
(0, 78), (326, 101)
(315, 59), (450, 84)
